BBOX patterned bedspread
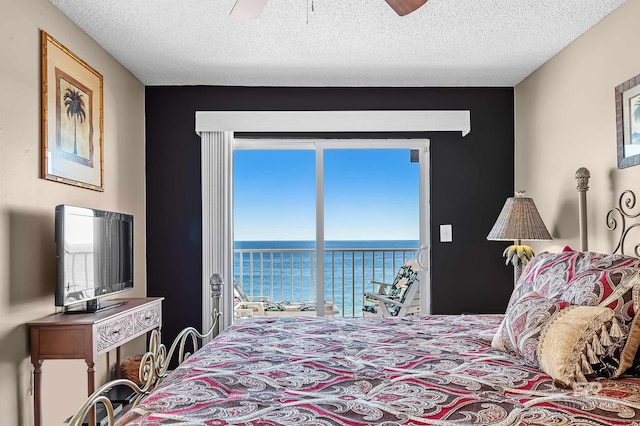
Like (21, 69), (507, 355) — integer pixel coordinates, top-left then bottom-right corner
(118, 315), (640, 425)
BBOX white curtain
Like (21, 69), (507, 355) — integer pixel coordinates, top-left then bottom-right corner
(201, 131), (234, 331)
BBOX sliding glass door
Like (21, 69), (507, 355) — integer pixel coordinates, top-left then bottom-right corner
(323, 148), (421, 316)
(233, 139), (430, 318)
(233, 149), (316, 317)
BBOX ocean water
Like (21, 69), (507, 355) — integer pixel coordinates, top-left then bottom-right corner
(234, 240), (420, 316)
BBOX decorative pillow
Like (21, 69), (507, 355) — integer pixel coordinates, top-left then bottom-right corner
(561, 257), (640, 370)
(497, 249), (640, 385)
(506, 249), (606, 311)
(538, 305), (640, 387)
(492, 292), (568, 366)
(570, 253), (640, 374)
(562, 261), (640, 317)
(595, 252), (640, 269)
(626, 341), (640, 375)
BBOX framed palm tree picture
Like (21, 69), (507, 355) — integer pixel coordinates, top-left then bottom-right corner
(615, 73), (640, 169)
(41, 31), (104, 191)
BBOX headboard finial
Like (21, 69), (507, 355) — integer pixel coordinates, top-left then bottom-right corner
(209, 273), (223, 298)
(576, 167), (590, 251)
(575, 167), (590, 192)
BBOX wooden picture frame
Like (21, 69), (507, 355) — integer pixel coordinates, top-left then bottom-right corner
(615, 73), (640, 169)
(41, 31), (104, 191)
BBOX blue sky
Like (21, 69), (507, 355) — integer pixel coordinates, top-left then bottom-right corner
(233, 149), (419, 241)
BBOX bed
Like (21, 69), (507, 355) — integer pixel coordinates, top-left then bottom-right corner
(69, 168), (640, 425)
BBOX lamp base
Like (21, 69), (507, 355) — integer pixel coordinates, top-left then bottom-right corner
(514, 263), (523, 286)
(503, 244), (534, 287)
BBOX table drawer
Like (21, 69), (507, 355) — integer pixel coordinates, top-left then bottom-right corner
(97, 315), (134, 352)
(96, 301), (162, 354)
(134, 303), (161, 333)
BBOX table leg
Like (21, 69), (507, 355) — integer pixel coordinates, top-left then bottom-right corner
(87, 361), (95, 425)
(32, 360), (42, 426)
(116, 347), (121, 378)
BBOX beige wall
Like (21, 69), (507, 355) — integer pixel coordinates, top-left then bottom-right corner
(515, 0), (640, 257)
(0, 0), (146, 424)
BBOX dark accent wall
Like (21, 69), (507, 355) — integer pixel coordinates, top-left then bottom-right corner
(145, 86), (515, 343)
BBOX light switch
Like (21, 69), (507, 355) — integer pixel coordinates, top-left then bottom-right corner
(440, 224), (453, 243)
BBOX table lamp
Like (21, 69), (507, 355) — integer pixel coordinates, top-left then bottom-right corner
(487, 191), (552, 285)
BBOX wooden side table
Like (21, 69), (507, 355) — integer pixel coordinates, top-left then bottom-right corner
(28, 297), (163, 426)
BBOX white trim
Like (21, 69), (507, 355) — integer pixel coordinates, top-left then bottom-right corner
(315, 147), (325, 316)
(196, 111), (471, 136)
(419, 143), (431, 314)
(234, 139), (316, 150)
(234, 138), (430, 150)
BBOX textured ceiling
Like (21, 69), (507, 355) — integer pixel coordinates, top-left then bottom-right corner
(50, 0), (625, 87)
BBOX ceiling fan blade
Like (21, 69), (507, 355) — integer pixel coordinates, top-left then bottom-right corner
(384, 0), (428, 16)
(230, 0), (269, 19)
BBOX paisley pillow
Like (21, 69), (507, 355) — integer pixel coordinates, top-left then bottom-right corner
(492, 292), (568, 366)
(506, 249), (606, 311)
(562, 260), (640, 317)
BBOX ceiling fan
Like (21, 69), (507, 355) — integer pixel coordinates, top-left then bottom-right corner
(383, 0), (429, 16)
(230, 0), (428, 19)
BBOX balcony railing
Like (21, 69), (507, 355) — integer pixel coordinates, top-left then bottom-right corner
(234, 246), (418, 317)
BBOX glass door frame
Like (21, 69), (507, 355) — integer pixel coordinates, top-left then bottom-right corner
(233, 138), (431, 315)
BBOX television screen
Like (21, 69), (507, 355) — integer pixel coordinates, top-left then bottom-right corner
(55, 205), (134, 312)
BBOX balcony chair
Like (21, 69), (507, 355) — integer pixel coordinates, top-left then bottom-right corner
(233, 280), (338, 318)
(362, 258), (422, 317)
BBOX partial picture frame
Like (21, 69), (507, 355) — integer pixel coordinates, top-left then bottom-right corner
(41, 30), (104, 191)
(615, 73), (640, 169)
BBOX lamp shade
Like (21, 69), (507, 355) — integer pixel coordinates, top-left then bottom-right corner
(487, 192), (552, 241)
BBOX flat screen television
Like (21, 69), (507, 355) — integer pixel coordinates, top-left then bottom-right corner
(55, 205), (134, 313)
